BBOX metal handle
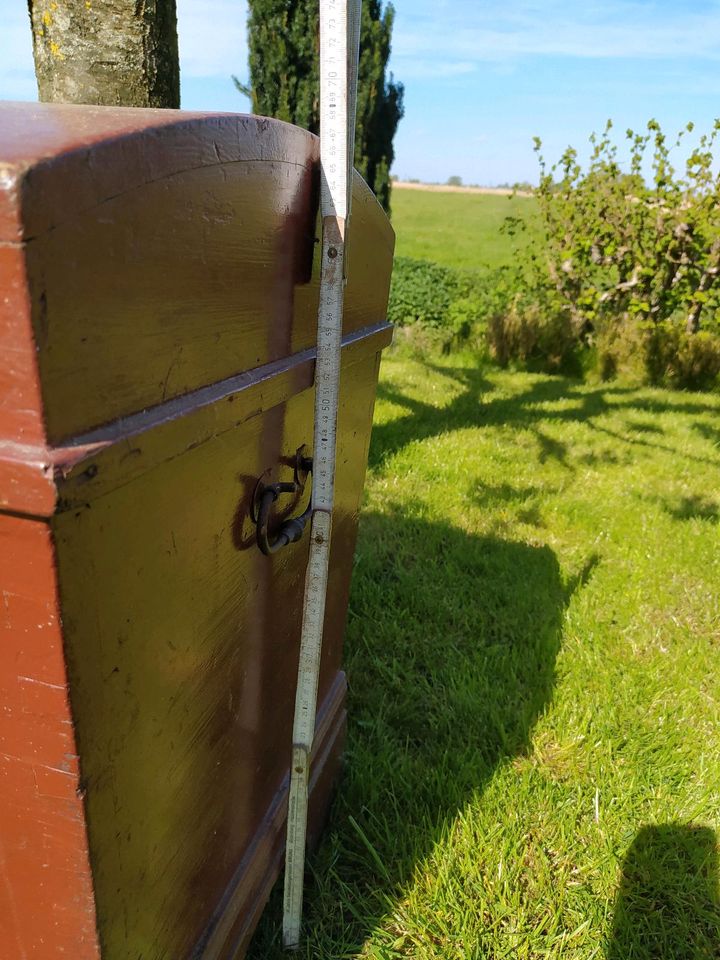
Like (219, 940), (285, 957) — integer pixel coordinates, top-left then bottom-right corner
(251, 449), (313, 556)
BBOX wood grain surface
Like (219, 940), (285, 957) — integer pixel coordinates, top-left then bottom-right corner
(0, 321), (391, 519)
(52, 350), (380, 959)
(0, 102), (394, 959)
(0, 515), (100, 959)
(0, 102), (394, 444)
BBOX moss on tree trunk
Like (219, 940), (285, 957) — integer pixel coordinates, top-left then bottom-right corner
(27, 0), (180, 108)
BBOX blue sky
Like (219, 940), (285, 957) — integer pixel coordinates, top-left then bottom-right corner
(3, 1), (720, 185)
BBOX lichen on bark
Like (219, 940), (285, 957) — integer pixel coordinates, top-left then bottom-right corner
(27, 0), (180, 108)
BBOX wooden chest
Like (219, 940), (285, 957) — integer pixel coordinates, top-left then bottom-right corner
(0, 102), (393, 958)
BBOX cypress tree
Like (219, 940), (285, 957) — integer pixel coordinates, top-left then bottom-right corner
(234, 0), (403, 214)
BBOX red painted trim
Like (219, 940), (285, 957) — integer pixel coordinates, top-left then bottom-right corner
(0, 515), (100, 958)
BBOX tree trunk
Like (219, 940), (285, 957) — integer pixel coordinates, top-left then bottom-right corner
(27, 0), (180, 108)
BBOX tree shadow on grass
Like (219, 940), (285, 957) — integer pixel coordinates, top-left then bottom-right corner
(249, 507), (598, 957)
(663, 495), (719, 523)
(693, 422), (720, 446)
(625, 418), (664, 435)
(370, 365), (720, 473)
(635, 492), (720, 524)
(607, 824), (720, 960)
(248, 366), (718, 956)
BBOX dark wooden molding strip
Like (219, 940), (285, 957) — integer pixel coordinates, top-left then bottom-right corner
(0, 322), (392, 517)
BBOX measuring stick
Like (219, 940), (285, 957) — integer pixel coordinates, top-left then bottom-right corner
(282, 0), (361, 949)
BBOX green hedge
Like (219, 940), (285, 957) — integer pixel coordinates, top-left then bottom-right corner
(387, 257), (472, 329)
(387, 257), (520, 342)
(387, 256), (720, 387)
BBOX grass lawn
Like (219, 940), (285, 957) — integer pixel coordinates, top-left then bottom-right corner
(390, 189), (538, 271)
(250, 352), (720, 959)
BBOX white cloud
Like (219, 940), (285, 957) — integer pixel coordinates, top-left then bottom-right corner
(398, 59), (477, 79)
(392, 0), (720, 66)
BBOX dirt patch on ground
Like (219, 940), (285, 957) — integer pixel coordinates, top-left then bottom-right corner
(393, 181), (533, 198)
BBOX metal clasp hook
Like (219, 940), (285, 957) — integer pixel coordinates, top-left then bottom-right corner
(250, 447), (313, 556)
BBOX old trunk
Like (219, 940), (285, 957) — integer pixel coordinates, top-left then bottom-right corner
(27, 0), (180, 107)
(0, 101), (393, 958)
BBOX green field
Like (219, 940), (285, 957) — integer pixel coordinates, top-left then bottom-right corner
(250, 354), (720, 959)
(390, 188), (538, 271)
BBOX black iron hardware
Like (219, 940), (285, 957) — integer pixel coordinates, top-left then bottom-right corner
(251, 447), (313, 556)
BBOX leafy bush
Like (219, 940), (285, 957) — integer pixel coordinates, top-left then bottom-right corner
(667, 330), (720, 388)
(388, 119), (720, 390)
(499, 118), (720, 387)
(486, 302), (580, 375)
(387, 257), (579, 371)
(446, 295), (482, 342)
(531, 120), (720, 338)
(387, 257), (470, 330)
(389, 257), (568, 368)
(388, 257), (521, 341)
(643, 324), (720, 389)
(595, 318), (720, 389)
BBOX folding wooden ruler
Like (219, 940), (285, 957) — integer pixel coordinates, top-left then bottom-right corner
(282, 0), (362, 949)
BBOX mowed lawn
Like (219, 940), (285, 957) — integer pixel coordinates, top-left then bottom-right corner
(390, 187), (539, 270)
(250, 354), (720, 958)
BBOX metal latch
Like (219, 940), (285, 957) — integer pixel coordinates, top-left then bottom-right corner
(250, 446), (313, 556)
